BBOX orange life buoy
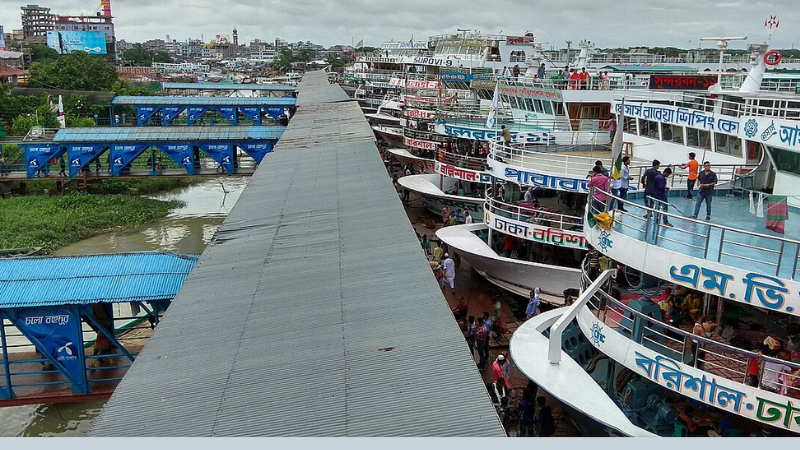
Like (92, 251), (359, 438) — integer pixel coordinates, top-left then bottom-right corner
(764, 50), (782, 66)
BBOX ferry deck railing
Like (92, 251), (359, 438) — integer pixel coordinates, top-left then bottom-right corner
(488, 140), (616, 179)
(403, 127), (453, 144)
(587, 187), (800, 281)
(435, 149), (489, 172)
(485, 195), (584, 235)
(579, 261), (800, 396)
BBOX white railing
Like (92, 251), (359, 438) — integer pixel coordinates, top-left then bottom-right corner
(588, 187), (800, 280)
(488, 140), (612, 179)
(580, 263), (800, 393)
(485, 194), (584, 234)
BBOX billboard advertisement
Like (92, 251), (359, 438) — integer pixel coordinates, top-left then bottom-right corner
(46, 31), (107, 55)
(0, 25), (6, 51)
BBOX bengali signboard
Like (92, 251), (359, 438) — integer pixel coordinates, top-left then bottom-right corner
(648, 75), (718, 90)
(506, 35), (535, 46)
(613, 102), (740, 135)
(485, 212), (587, 250)
(46, 31), (107, 55)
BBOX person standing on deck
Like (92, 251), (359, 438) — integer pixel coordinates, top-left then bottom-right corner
(588, 166), (609, 216)
(642, 159), (661, 215)
(464, 210), (474, 224)
(691, 161), (717, 221)
(538, 63), (546, 80)
(607, 116), (617, 143)
(440, 253), (456, 295)
(611, 156), (632, 211)
(653, 167), (673, 227)
(500, 125), (512, 156)
(680, 152), (699, 200)
(524, 186), (536, 204)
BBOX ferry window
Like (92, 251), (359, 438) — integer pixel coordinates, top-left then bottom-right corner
(524, 98), (534, 112)
(535, 99), (545, 113)
(553, 103), (565, 116)
(686, 128), (711, 150)
(542, 101), (553, 115)
(768, 146), (800, 175)
(623, 117), (636, 133)
(661, 123), (684, 145)
(715, 134), (742, 157)
(640, 119), (658, 138)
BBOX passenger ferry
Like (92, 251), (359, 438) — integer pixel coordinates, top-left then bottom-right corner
(510, 40), (800, 436)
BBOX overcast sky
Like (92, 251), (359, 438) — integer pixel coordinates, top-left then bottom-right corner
(2, 1), (798, 50)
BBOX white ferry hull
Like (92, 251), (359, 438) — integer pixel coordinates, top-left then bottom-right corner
(435, 223), (581, 305)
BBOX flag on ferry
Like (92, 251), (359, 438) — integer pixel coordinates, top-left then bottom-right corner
(610, 99), (625, 180)
(356, 39), (363, 48)
(57, 95), (66, 129)
(486, 82), (499, 129)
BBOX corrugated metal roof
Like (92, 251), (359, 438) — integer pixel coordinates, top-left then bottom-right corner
(52, 126), (285, 143)
(91, 71), (505, 437)
(112, 96), (296, 106)
(162, 82), (297, 91)
(0, 252), (198, 308)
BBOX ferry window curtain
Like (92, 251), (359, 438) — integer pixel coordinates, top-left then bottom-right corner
(715, 134), (742, 157)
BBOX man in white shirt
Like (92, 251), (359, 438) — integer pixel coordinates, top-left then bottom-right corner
(464, 211), (473, 224)
(610, 156), (632, 212)
(440, 253), (456, 295)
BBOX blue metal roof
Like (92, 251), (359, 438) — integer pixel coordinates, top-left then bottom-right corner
(52, 126), (285, 143)
(112, 96), (296, 106)
(0, 252), (199, 308)
(162, 82), (296, 91)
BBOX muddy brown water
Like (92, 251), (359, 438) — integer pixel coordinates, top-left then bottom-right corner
(0, 176), (248, 436)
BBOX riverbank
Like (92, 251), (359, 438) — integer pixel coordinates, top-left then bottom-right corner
(0, 178), (204, 254)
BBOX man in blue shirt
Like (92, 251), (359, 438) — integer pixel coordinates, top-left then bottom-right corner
(641, 159), (661, 216)
(653, 167), (673, 227)
(691, 161), (718, 221)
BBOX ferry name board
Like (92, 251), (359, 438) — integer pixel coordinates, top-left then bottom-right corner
(506, 36), (535, 46)
(499, 85), (562, 102)
(486, 212), (587, 250)
(648, 75), (718, 90)
(404, 136), (438, 151)
(613, 102), (740, 135)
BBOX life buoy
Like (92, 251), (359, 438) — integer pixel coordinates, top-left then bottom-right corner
(764, 50), (782, 66)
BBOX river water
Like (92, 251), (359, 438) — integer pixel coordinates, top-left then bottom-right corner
(0, 176), (249, 437)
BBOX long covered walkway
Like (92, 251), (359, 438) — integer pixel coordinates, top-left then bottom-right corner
(90, 72), (505, 437)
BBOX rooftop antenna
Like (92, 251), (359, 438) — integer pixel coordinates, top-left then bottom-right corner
(700, 35), (747, 84)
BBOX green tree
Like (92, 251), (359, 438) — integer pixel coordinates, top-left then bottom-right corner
(30, 45), (60, 65)
(10, 105), (59, 136)
(326, 56), (346, 69)
(153, 51), (173, 64)
(270, 47), (295, 72)
(296, 48), (315, 62)
(112, 79), (156, 96)
(123, 44), (154, 66)
(28, 52), (118, 91)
